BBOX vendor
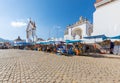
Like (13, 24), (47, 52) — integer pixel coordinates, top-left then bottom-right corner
(110, 41), (114, 54)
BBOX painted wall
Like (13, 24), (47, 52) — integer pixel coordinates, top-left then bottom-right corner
(93, 0), (120, 37)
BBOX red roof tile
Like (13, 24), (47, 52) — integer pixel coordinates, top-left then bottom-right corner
(96, 0), (103, 3)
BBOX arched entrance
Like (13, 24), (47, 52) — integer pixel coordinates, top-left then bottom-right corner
(72, 28), (82, 39)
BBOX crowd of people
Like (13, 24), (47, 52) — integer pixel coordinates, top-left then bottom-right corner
(33, 43), (96, 56)
(13, 40), (120, 56)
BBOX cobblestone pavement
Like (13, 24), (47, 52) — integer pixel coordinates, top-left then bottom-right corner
(0, 50), (120, 83)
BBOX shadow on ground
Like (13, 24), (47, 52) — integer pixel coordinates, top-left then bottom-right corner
(81, 53), (120, 59)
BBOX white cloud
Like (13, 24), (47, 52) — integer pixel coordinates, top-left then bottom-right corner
(53, 25), (61, 29)
(11, 21), (27, 28)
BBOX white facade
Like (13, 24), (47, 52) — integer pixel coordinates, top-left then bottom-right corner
(64, 17), (93, 40)
(26, 19), (37, 43)
(93, 0), (120, 37)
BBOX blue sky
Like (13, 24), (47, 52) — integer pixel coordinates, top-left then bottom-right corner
(0, 0), (95, 40)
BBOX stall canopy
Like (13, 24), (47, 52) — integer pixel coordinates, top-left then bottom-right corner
(109, 35), (120, 39)
(36, 41), (55, 45)
(14, 42), (32, 46)
(84, 34), (107, 40)
(37, 41), (48, 45)
(65, 40), (83, 43)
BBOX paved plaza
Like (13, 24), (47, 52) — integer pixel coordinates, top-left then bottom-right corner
(0, 50), (120, 83)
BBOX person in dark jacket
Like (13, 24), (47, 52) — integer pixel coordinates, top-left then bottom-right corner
(110, 41), (114, 54)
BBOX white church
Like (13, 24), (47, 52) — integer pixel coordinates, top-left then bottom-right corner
(64, 16), (93, 40)
(64, 0), (120, 40)
(93, 0), (120, 37)
(26, 19), (37, 43)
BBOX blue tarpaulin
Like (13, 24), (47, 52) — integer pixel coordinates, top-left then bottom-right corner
(37, 42), (49, 45)
(66, 40), (83, 43)
(109, 35), (120, 39)
(36, 41), (55, 45)
(14, 42), (33, 46)
(84, 35), (107, 40)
